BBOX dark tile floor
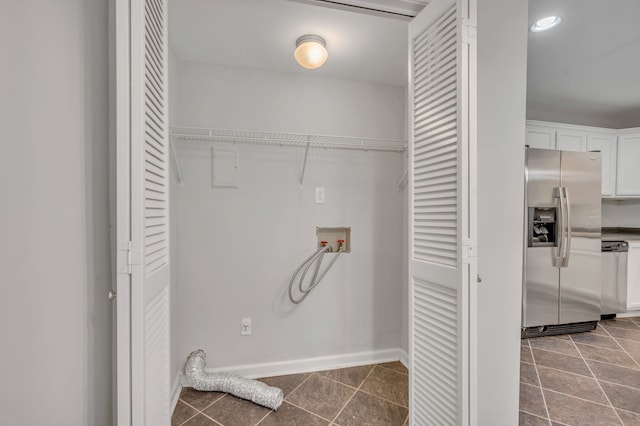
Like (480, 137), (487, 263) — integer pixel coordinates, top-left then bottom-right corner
(520, 316), (640, 426)
(172, 361), (409, 426)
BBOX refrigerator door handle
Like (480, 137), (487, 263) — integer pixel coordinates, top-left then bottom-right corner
(554, 186), (566, 267)
(562, 186), (572, 267)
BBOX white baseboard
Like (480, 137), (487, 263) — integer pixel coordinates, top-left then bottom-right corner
(178, 348), (403, 384)
(170, 371), (182, 413)
(399, 349), (408, 369)
(616, 310), (640, 318)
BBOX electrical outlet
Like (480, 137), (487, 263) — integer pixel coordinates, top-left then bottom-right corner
(240, 317), (252, 336)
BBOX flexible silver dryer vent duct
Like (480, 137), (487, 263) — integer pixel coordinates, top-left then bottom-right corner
(184, 350), (283, 410)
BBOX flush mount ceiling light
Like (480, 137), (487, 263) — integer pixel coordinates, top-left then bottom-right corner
(294, 35), (328, 70)
(530, 16), (562, 32)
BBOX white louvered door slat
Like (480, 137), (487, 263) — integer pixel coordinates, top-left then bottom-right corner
(128, 0), (171, 424)
(408, 0), (477, 424)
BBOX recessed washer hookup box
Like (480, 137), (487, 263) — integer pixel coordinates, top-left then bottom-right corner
(316, 227), (351, 253)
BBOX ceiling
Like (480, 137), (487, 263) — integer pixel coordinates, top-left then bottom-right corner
(527, 0), (640, 128)
(169, 0), (640, 128)
(168, 0), (415, 86)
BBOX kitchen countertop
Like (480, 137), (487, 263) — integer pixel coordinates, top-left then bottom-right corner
(602, 227), (640, 242)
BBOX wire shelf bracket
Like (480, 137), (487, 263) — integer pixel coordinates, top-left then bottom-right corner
(299, 141), (311, 188)
(169, 136), (184, 187)
(396, 169), (408, 192)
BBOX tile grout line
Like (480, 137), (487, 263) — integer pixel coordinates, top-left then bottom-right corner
(330, 365), (378, 424)
(316, 369), (409, 410)
(285, 372), (315, 401)
(254, 373), (316, 426)
(530, 344), (640, 372)
(316, 374), (361, 391)
(540, 386), (621, 410)
(600, 321), (640, 332)
(178, 398), (203, 411)
(597, 378), (640, 393)
(357, 387), (409, 409)
(197, 410), (225, 426)
(538, 361), (640, 390)
(519, 409), (548, 421)
(546, 419), (571, 426)
(529, 345), (589, 360)
(527, 343), (553, 426)
(573, 337), (637, 354)
(602, 330), (640, 347)
(532, 361), (640, 392)
(178, 412), (200, 426)
(252, 409), (272, 426)
(602, 331), (640, 343)
(599, 324), (640, 370)
(176, 399), (206, 426)
(600, 325), (640, 334)
(568, 334), (625, 426)
(520, 409), (571, 426)
(195, 393), (227, 413)
(617, 407), (640, 418)
(282, 399), (336, 423)
(376, 363), (409, 376)
(612, 334), (640, 348)
(196, 394), (228, 426)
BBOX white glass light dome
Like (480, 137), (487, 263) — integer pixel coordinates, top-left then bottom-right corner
(294, 35), (328, 70)
(530, 16), (562, 32)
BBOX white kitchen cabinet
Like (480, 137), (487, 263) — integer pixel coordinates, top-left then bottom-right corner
(556, 129), (587, 152)
(526, 127), (555, 149)
(587, 133), (617, 197)
(627, 241), (640, 311)
(616, 133), (640, 196)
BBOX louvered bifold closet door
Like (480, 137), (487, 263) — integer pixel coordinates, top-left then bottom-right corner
(413, 5), (458, 267)
(130, 0), (171, 424)
(408, 0), (476, 424)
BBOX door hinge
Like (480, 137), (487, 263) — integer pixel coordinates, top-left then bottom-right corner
(462, 238), (477, 264)
(117, 241), (141, 275)
(462, 19), (477, 45)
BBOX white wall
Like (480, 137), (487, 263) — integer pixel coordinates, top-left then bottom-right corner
(174, 61), (405, 138)
(603, 199), (640, 228)
(526, 107), (628, 130)
(170, 61), (406, 373)
(0, 1), (112, 425)
(477, 0), (528, 424)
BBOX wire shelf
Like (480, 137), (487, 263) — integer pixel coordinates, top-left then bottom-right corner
(169, 126), (408, 189)
(170, 126), (408, 153)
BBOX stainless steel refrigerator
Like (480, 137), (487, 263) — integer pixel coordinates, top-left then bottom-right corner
(522, 147), (602, 338)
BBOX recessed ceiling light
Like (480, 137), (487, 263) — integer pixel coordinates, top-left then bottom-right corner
(294, 35), (328, 70)
(530, 16), (562, 32)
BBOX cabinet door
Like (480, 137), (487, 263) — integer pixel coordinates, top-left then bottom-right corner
(526, 127), (555, 149)
(587, 133), (617, 196)
(627, 242), (640, 311)
(616, 134), (640, 196)
(556, 130), (587, 152)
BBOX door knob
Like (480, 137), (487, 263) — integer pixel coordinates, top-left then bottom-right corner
(108, 290), (117, 300)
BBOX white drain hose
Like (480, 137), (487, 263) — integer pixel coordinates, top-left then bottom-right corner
(184, 350), (283, 410)
(288, 243), (344, 304)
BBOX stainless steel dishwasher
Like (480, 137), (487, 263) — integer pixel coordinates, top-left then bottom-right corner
(601, 240), (628, 317)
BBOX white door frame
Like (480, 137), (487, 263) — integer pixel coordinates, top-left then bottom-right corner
(115, 0), (132, 423)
